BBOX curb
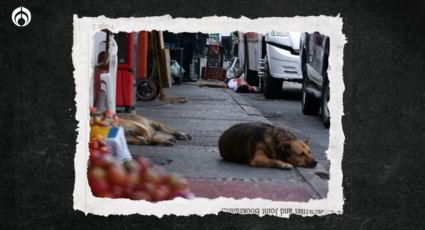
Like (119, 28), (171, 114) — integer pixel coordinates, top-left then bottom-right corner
(226, 90), (270, 120)
(295, 165), (329, 199)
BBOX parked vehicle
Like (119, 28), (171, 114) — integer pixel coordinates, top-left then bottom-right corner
(258, 31), (302, 99)
(239, 32), (264, 87)
(299, 31), (330, 128)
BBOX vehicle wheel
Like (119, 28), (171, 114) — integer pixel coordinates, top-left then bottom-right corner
(321, 76), (330, 129)
(264, 69), (283, 99)
(136, 78), (159, 101)
(301, 64), (320, 115)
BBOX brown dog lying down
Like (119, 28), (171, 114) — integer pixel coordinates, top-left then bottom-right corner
(117, 113), (192, 146)
(218, 122), (317, 169)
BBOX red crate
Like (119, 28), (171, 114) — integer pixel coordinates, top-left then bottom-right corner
(201, 66), (226, 81)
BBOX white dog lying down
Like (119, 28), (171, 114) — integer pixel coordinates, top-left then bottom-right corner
(117, 113), (192, 146)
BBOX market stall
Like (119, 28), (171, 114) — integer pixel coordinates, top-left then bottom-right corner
(88, 107), (195, 201)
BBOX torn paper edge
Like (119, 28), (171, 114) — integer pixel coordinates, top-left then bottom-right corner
(72, 15), (346, 218)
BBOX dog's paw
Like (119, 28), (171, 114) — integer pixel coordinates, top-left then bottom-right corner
(280, 163), (293, 170)
(175, 132), (192, 141)
(163, 141), (174, 146)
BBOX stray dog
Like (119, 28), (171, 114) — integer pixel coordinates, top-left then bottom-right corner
(218, 122), (317, 169)
(117, 113), (192, 146)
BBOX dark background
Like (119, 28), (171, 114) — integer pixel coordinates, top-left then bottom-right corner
(1, 0), (425, 229)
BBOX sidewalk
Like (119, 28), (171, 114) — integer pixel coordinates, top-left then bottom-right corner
(128, 82), (328, 202)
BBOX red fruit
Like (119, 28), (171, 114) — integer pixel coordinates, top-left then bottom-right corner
(88, 179), (110, 196)
(88, 166), (106, 181)
(167, 174), (179, 187)
(169, 191), (190, 200)
(152, 167), (168, 184)
(99, 146), (109, 154)
(135, 182), (156, 196)
(124, 187), (134, 197)
(94, 116), (102, 124)
(168, 174), (189, 191)
(176, 178), (189, 191)
(143, 168), (161, 184)
(98, 120), (109, 127)
(89, 139), (99, 150)
(123, 160), (139, 172)
(134, 157), (151, 171)
(103, 109), (114, 118)
(103, 117), (111, 125)
(89, 150), (107, 167)
(89, 150), (115, 169)
(98, 139), (106, 147)
(89, 148), (100, 157)
(106, 165), (129, 187)
(101, 154), (117, 169)
(129, 191), (152, 201)
(153, 185), (171, 201)
(159, 174), (170, 185)
(112, 115), (119, 123)
(95, 191), (113, 198)
(128, 170), (141, 186)
(110, 186), (126, 198)
(90, 107), (97, 113)
(95, 134), (105, 141)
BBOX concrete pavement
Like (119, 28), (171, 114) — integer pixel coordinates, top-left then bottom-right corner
(128, 81), (329, 202)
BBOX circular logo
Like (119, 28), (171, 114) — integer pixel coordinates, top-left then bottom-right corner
(11, 6), (31, 27)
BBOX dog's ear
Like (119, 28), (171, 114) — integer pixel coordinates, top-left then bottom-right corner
(280, 141), (292, 153)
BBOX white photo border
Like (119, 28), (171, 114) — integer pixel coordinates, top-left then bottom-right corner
(72, 15), (346, 217)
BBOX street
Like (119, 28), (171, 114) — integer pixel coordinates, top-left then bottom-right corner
(128, 81), (330, 202)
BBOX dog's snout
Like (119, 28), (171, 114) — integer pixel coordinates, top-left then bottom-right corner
(310, 160), (318, 167)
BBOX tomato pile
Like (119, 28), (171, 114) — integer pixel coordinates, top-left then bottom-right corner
(88, 107), (194, 201)
(90, 107), (120, 127)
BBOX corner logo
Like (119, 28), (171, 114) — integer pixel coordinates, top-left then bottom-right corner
(12, 6), (31, 27)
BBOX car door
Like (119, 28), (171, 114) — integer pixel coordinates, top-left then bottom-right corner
(309, 32), (327, 86)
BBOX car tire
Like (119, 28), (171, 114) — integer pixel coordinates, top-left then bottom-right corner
(136, 78), (159, 101)
(301, 64), (320, 115)
(321, 76), (330, 129)
(264, 69), (283, 99)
